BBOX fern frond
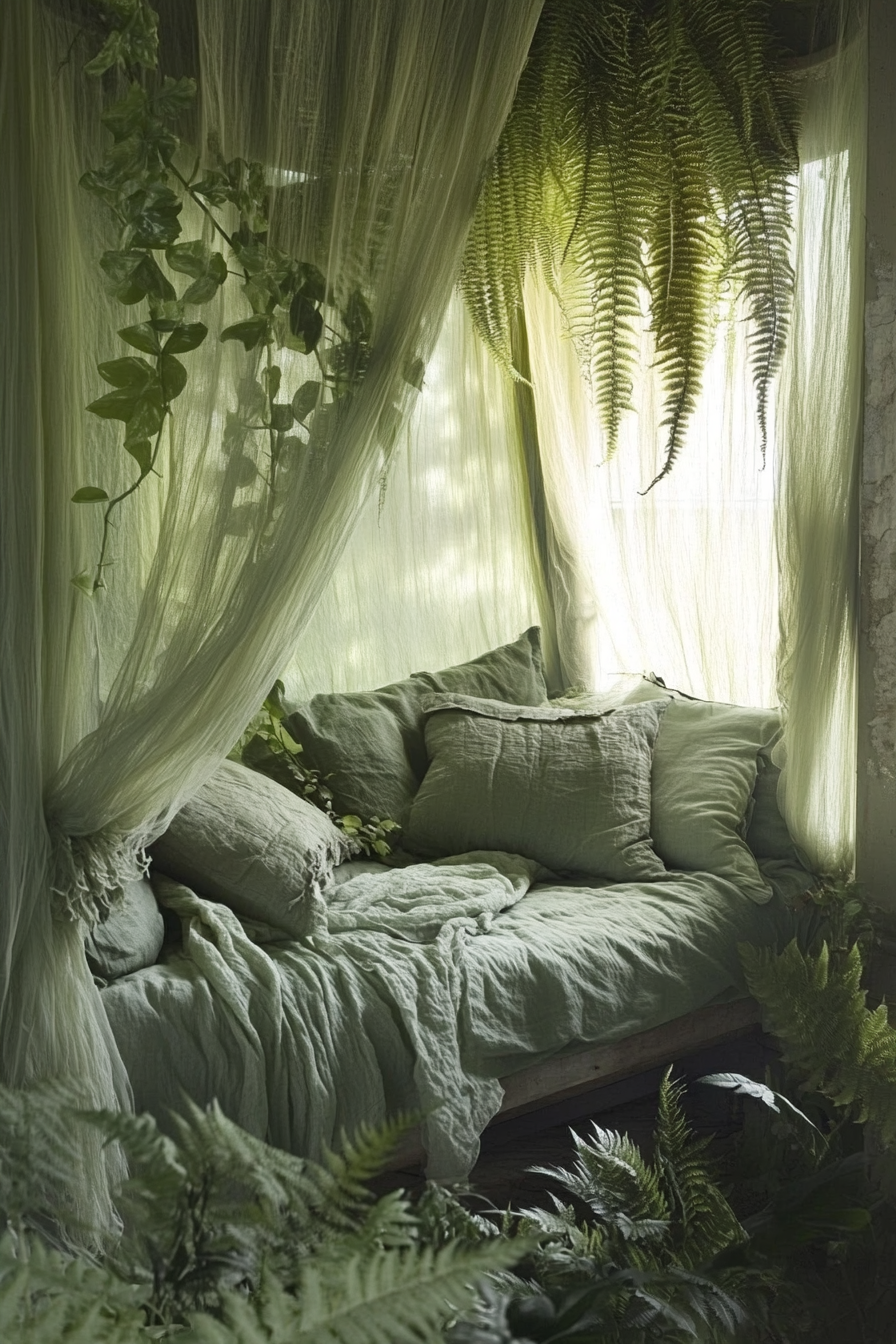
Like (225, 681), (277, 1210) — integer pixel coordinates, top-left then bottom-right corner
(0, 1232), (149, 1343)
(653, 1069), (744, 1268)
(194, 1242), (523, 1344)
(741, 939), (896, 1147)
(532, 1121), (669, 1241)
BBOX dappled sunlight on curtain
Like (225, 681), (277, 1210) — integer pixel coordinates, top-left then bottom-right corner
(282, 294), (543, 698)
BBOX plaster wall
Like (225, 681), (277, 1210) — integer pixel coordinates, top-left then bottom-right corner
(857, 0), (896, 909)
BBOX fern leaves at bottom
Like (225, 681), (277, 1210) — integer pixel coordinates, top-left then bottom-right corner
(740, 938), (896, 1146)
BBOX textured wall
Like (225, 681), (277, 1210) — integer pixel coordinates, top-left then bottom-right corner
(858, 0), (896, 908)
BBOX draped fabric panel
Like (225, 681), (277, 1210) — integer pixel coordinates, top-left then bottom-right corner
(1, 0), (543, 1225)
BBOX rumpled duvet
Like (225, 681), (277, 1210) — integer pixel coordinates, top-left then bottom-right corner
(102, 852), (812, 1178)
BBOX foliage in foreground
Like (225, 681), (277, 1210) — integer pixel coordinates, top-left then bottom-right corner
(0, 1065), (882, 1342)
(741, 880), (896, 1150)
(0, 1089), (520, 1342)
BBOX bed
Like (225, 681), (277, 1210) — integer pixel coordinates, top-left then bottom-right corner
(93, 629), (815, 1180)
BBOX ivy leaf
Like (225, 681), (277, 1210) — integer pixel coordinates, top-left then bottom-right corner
(162, 323), (208, 354)
(262, 365), (282, 401)
(291, 381), (321, 421)
(342, 289), (373, 342)
(165, 241), (226, 300)
(270, 404), (294, 432)
(403, 356), (425, 391)
(125, 388), (165, 440)
(71, 570), (96, 594)
(100, 251), (176, 305)
(83, 30), (127, 78)
(153, 76), (197, 118)
(159, 354), (187, 400)
(101, 82), (148, 141)
(123, 437), (153, 473)
(87, 388), (140, 422)
(118, 322), (161, 355)
(288, 293), (323, 354)
(221, 316), (269, 351)
(295, 262), (327, 304)
(97, 356), (156, 389)
(71, 486), (109, 503)
(121, 184), (183, 250)
(191, 171), (231, 207)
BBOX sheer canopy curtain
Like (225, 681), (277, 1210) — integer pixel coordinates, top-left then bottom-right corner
(524, 16), (867, 875)
(1, 0), (543, 1224)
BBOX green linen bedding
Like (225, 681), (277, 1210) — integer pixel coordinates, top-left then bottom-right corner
(101, 854), (812, 1180)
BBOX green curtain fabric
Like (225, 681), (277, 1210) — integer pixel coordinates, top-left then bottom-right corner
(0, 0), (544, 1225)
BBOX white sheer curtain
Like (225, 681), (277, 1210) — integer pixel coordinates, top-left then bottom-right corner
(1, 0), (543, 1225)
(282, 294), (545, 700)
(519, 21), (866, 877)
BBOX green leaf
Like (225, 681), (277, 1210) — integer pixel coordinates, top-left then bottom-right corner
(118, 322), (161, 355)
(123, 438), (153, 473)
(120, 184), (183, 250)
(87, 388), (139, 422)
(162, 322), (208, 355)
(292, 381), (321, 421)
(263, 365), (282, 402)
(342, 289), (373, 342)
(101, 82), (148, 141)
(83, 30), (126, 78)
(125, 388), (165, 440)
(71, 570), (95, 595)
(191, 170), (232, 207)
(97, 356), (156, 389)
(403, 356), (425, 391)
(295, 261), (327, 304)
(221, 316), (270, 351)
(288, 293), (323, 353)
(160, 354), (187, 400)
(270, 403), (294, 432)
(153, 75), (197, 118)
(71, 486), (109, 503)
(182, 268), (226, 305)
(166, 239), (214, 279)
(100, 251), (176, 305)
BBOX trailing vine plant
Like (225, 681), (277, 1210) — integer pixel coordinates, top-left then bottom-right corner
(229, 681), (400, 858)
(73, 0), (373, 592)
(462, 0), (801, 487)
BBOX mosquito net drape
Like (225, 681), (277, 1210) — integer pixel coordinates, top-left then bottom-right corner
(1, 0), (543, 1225)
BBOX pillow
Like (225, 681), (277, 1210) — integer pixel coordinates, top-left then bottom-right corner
(283, 628), (547, 827)
(747, 755), (801, 861)
(84, 877), (165, 981)
(149, 759), (355, 937)
(620, 679), (782, 901)
(404, 694), (668, 882)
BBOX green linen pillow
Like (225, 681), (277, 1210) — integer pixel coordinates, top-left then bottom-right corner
(620, 679), (782, 902)
(283, 628), (547, 827)
(746, 755), (801, 861)
(404, 694), (668, 882)
(149, 759), (356, 937)
(84, 877), (165, 982)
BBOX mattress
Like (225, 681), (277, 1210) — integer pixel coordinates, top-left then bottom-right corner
(101, 854), (814, 1179)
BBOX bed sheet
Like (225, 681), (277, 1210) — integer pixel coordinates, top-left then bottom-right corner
(101, 855), (813, 1179)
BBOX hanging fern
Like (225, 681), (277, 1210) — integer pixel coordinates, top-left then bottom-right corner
(462, 0), (801, 484)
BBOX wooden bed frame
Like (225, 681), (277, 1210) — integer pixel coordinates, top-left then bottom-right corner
(387, 995), (762, 1172)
